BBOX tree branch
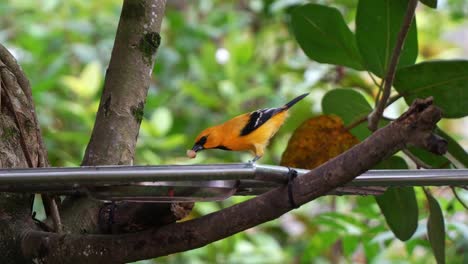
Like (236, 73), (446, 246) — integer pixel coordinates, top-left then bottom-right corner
(83, 0), (165, 166)
(368, 0), (418, 131)
(21, 98), (447, 263)
(58, 0), (176, 234)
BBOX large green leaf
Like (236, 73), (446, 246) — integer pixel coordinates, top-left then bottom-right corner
(290, 4), (363, 70)
(321, 88), (372, 141)
(420, 0), (437, 9)
(394, 60), (468, 118)
(425, 190), (446, 264)
(376, 187), (419, 241)
(356, 0), (418, 77)
(375, 156), (418, 241)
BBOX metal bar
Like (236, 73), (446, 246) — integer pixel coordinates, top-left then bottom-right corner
(255, 165), (468, 187)
(0, 164), (466, 194)
(346, 169), (468, 187)
(0, 163), (255, 183)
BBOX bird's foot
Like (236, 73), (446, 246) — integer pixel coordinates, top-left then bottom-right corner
(248, 156), (261, 164)
(286, 167), (299, 209)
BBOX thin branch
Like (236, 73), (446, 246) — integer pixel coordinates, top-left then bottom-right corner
(345, 115), (368, 131)
(345, 114), (394, 131)
(368, 0), (418, 131)
(49, 198), (63, 233)
(21, 98), (447, 264)
(370, 74), (384, 108)
(367, 71), (381, 88)
(32, 212), (53, 232)
(451, 187), (468, 210)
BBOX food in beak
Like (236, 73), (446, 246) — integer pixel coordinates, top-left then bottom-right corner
(186, 149), (197, 159)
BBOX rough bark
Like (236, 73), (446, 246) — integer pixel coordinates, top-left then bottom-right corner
(82, 0), (164, 166)
(58, 0), (188, 235)
(0, 44), (49, 263)
(21, 98), (446, 263)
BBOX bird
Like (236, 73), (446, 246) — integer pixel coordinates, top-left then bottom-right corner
(187, 93), (309, 162)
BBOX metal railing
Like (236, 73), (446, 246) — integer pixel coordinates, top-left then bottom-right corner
(0, 164), (466, 202)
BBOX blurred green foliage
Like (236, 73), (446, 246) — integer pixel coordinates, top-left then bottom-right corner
(1, 0), (467, 263)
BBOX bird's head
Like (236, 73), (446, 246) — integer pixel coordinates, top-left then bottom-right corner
(189, 126), (223, 156)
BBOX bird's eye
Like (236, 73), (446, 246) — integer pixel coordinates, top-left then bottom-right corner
(197, 135), (208, 146)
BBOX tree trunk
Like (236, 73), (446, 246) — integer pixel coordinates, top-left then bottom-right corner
(0, 44), (49, 263)
(57, 0), (191, 236)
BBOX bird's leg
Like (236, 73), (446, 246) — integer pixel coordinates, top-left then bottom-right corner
(249, 145), (264, 163)
(286, 167), (299, 209)
(249, 156), (261, 163)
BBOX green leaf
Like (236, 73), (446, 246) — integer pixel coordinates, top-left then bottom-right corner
(436, 128), (468, 167)
(420, 0), (437, 9)
(425, 190), (446, 264)
(374, 155), (408, 169)
(394, 60), (468, 118)
(322, 88), (372, 141)
(356, 0), (418, 77)
(290, 4), (363, 70)
(375, 156), (418, 241)
(376, 187), (418, 241)
(408, 147), (450, 168)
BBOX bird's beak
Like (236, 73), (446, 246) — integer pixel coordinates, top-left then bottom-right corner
(191, 144), (204, 152)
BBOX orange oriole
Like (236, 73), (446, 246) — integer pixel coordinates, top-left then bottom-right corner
(187, 93), (309, 162)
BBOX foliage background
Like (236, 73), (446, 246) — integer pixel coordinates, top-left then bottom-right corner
(1, 0), (467, 263)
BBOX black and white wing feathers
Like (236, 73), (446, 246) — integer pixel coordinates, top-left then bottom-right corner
(240, 107), (283, 136)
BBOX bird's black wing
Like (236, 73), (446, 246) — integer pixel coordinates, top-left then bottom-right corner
(240, 107), (283, 136)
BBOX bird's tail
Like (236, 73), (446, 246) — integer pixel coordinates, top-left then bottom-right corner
(283, 93), (309, 109)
